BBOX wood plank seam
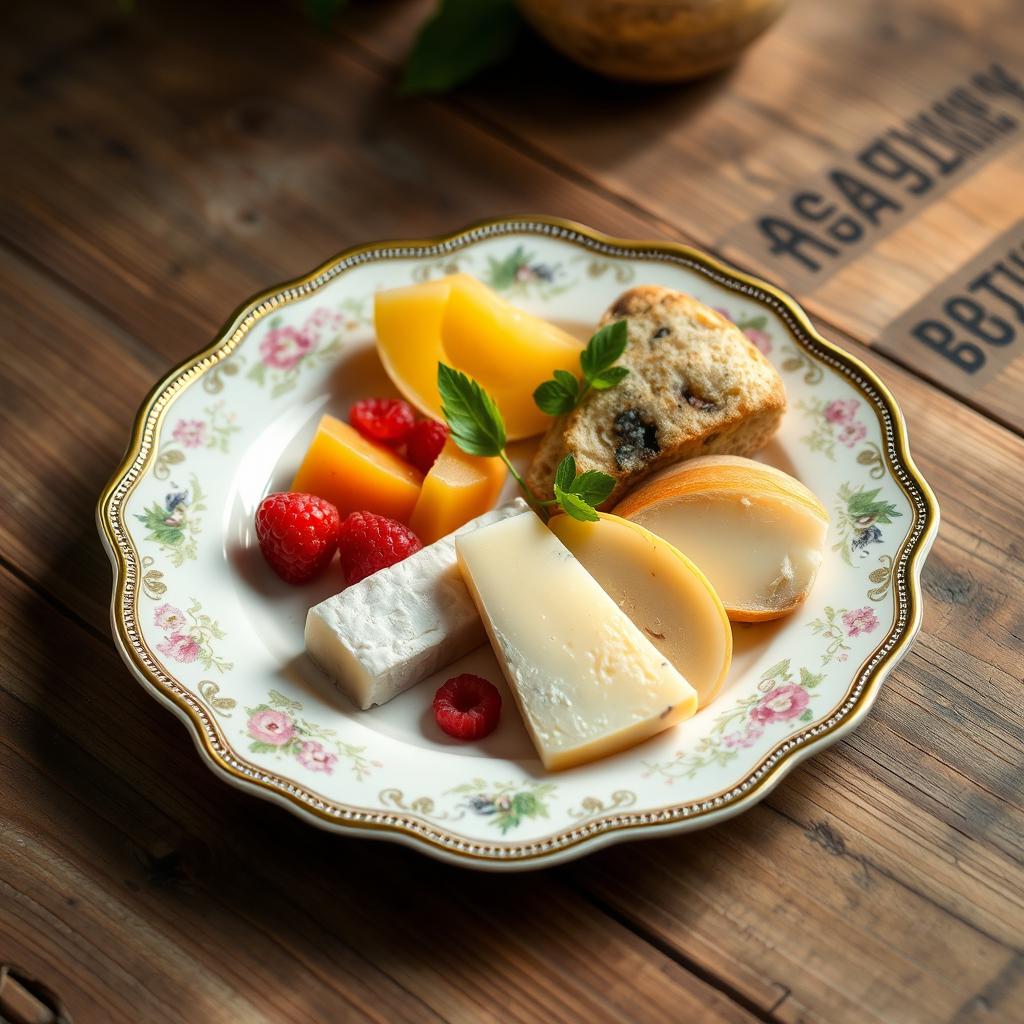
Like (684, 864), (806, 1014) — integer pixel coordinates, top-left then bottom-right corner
(767, 802), (1021, 954)
(0, 558), (767, 1024)
(562, 883), (785, 1023)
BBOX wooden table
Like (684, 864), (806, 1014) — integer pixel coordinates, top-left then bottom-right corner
(2, 2), (1022, 1021)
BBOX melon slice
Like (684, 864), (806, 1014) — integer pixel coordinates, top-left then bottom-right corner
(613, 455), (829, 621)
(549, 512), (732, 708)
(374, 274), (584, 441)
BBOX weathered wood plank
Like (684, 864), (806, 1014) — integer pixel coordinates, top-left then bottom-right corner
(2, 3), (1023, 1022)
(0, 567), (760, 1024)
(574, 338), (1024, 1023)
(0, 0), (659, 366)
(340, 0), (1024, 433)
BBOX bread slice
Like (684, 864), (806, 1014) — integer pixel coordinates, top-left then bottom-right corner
(526, 286), (786, 506)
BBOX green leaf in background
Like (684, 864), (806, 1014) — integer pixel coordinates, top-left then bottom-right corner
(579, 320), (628, 381)
(437, 363), (506, 456)
(401, 0), (523, 95)
(305, 0), (348, 29)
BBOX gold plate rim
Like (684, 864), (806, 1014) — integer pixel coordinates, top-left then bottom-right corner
(97, 215), (940, 868)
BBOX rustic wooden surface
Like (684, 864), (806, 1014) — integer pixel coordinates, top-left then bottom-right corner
(2, 2), (1022, 1022)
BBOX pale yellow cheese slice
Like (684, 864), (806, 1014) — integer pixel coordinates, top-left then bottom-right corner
(548, 513), (732, 709)
(455, 512), (698, 771)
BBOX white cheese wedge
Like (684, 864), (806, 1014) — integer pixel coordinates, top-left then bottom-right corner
(305, 499), (528, 710)
(455, 512), (698, 771)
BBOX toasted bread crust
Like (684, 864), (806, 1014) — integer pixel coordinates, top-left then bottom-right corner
(526, 286), (786, 506)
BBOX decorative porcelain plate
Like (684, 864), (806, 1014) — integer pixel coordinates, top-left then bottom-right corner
(98, 217), (939, 870)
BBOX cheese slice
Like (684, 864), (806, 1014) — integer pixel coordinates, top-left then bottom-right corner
(306, 500), (528, 710)
(548, 512), (732, 709)
(455, 512), (698, 770)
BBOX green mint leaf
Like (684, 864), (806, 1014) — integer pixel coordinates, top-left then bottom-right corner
(588, 365), (630, 391)
(569, 470), (615, 507)
(437, 363), (506, 456)
(401, 0), (523, 95)
(555, 487), (600, 522)
(554, 454), (577, 493)
(580, 320), (628, 381)
(533, 377), (577, 416)
(304, 0), (348, 29)
(553, 369), (579, 393)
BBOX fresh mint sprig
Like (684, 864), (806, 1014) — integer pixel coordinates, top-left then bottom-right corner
(553, 455), (615, 523)
(532, 320), (630, 416)
(438, 363), (613, 522)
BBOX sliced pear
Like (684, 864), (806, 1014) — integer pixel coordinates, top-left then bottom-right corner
(613, 455), (829, 622)
(549, 512), (732, 708)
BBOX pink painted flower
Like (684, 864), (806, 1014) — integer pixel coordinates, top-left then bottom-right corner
(153, 603), (186, 631)
(295, 740), (337, 773)
(171, 419), (207, 448)
(824, 399), (859, 425)
(247, 709), (296, 746)
(842, 606), (879, 637)
(157, 632), (201, 663)
(723, 722), (765, 748)
(838, 421), (867, 447)
(750, 684), (810, 724)
(260, 326), (314, 370)
(744, 328), (773, 355)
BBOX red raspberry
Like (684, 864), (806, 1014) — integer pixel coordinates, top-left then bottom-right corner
(337, 511), (423, 585)
(349, 398), (415, 446)
(433, 674), (502, 740)
(406, 419), (449, 474)
(255, 492), (340, 584)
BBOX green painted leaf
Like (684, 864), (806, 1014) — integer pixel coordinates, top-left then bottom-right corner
(437, 363), (506, 456)
(580, 319), (628, 381)
(401, 0), (523, 95)
(799, 666), (825, 689)
(799, 709), (815, 722)
(555, 487), (599, 522)
(249, 740), (281, 754)
(589, 365), (630, 391)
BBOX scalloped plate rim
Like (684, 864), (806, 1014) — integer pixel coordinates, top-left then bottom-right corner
(97, 215), (940, 871)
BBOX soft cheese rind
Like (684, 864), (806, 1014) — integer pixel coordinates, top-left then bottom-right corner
(455, 511), (699, 770)
(305, 499), (528, 709)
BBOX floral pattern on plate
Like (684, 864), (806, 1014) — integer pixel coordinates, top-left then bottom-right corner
(246, 690), (381, 780)
(102, 220), (937, 866)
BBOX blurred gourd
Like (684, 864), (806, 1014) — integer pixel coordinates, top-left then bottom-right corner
(516, 0), (788, 83)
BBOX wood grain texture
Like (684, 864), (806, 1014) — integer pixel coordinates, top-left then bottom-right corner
(1, 1), (1023, 1023)
(1, 566), (760, 1024)
(341, 0), (1024, 433)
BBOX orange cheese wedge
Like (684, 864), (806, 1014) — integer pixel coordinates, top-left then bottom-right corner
(291, 415), (422, 522)
(408, 440), (507, 544)
(613, 455), (830, 622)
